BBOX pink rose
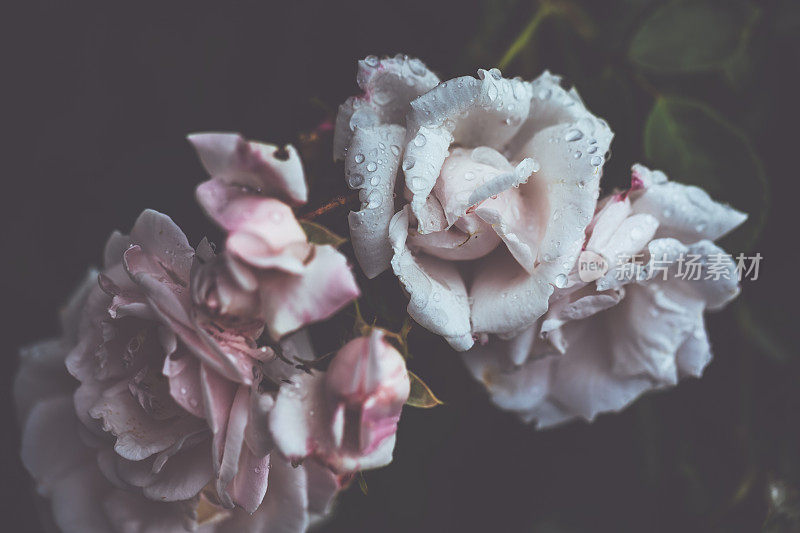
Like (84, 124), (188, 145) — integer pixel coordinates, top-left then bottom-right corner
(335, 55), (613, 350)
(16, 135), (365, 532)
(270, 329), (410, 473)
(463, 165), (746, 427)
(188, 132), (360, 339)
(16, 237), (342, 532)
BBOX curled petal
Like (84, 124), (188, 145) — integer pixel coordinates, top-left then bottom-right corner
(407, 69), (532, 150)
(189, 132), (307, 209)
(258, 245), (360, 339)
(505, 71), (603, 156)
(270, 330), (409, 474)
(345, 124), (406, 278)
(389, 209), (473, 350)
(630, 164), (747, 242)
(228, 447), (270, 514)
(163, 351), (205, 418)
(407, 222), (502, 261)
(334, 54), (440, 160)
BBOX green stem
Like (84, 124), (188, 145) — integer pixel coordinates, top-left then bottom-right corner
(497, 1), (556, 70)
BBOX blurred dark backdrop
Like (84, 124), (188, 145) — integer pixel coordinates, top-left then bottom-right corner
(3, 0), (800, 531)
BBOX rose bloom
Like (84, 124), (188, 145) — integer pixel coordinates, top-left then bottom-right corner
(462, 165), (746, 427)
(14, 135), (410, 533)
(335, 54), (613, 350)
(270, 329), (410, 473)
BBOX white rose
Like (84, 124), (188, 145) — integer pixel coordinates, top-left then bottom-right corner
(462, 164), (747, 427)
(335, 54), (613, 350)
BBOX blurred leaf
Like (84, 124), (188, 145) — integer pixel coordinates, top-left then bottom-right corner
(406, 371), (444, 408)
(357, 472), (369, 496)
(629, 0), (760, 73)
(735, 303), (793, 364)
(498, 0), (594, 71)
(643, 95), (768, 249)
(299, 220), (346, 248)
(498, 1), (556, 70)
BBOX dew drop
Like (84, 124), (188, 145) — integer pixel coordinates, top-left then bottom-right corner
(367, 191), (383, 208)
(408, 58), (427, 76)
(555, 274), (568, 288)
(348, 173), (364, 188)
(413, 133), (427, 147)
(354, 153), (365, 164)
(565, 129), (583, 142)
(364, 55), (379, 67)
(590, 155), (603, 166)
(366, 161), (377, 172)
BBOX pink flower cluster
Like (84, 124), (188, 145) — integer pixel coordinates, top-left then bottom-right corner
(15, 134), (409, 533)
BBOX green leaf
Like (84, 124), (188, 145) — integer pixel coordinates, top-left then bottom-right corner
(406, 371), (444, 408)
(643, 96), (768, 249)
(629, 0), (759, 73)
(357, 472), (368, 495)
(299, 220), (347, 248)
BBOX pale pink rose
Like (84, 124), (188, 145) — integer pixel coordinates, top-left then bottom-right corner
(188, 132), (360, 340)
(335, 54), (613, 350)
(269, 329), (410, 473)
(463, 165), (747, 427)
(15, 267), (344, 533)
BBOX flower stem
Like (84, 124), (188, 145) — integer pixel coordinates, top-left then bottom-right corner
(299, 192), (360, 221)
(497, 1), (556, 71)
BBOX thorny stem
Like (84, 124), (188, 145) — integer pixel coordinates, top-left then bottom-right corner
(299, 192), (360, 221)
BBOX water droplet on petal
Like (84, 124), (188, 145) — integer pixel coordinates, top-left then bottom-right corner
(354, 153), (365, 164)
(348, 173), (364, 188)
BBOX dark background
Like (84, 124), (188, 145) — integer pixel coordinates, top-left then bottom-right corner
(3, 0), (800, 531)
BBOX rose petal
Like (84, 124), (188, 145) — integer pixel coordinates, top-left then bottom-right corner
(389, 209), (473, 350)
(345, 124), (406, 278)
(189, 132), (307, 208)
(258, 245), (360, 339)
(630, 164), (747, 242)
(334, 54), (440, 160)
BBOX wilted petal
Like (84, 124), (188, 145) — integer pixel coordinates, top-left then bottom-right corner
(189, 132), (307, 208)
